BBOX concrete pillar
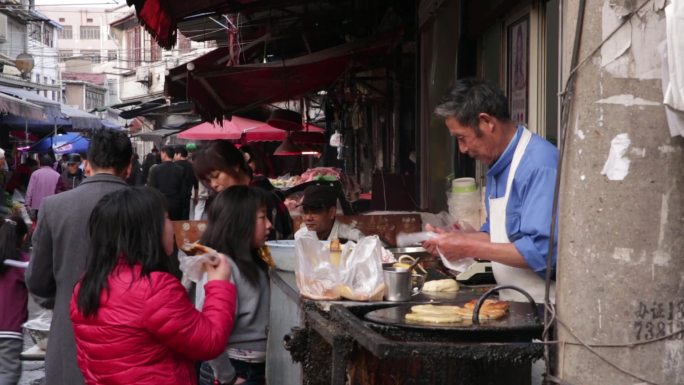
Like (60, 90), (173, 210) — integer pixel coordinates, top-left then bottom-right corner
(557, 0), (684, 384)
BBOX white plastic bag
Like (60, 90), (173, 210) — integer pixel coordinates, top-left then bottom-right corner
(294, 230), (340, 300)
(294, 231), (385, 301)
(396, 231), (476, 273)
(337, 236), (385, 301)
(179, 250), (218, 283)
(23, 309), (52, 331)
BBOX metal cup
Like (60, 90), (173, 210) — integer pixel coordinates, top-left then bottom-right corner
(383, 267), (421, 301)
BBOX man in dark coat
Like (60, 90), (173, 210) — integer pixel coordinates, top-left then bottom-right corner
(26, 129), (133, 385)
(173, 145), (196, 220)
(147, 145), (186, 220)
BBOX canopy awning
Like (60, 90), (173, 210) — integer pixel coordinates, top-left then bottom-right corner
(177, 116), (325, 144)
(132, 128), (182, 141)
(0, 92), (45, 121)
(166, 33), (398, 121)
(0, 85), (105, 130)
(61, 104), (105, 130)
(126, 0), (257, 49)
(0, 85), (61, 120)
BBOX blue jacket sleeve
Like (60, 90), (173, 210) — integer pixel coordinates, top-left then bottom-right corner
(510, 166), (557, 278)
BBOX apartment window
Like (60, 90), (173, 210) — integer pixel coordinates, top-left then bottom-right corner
(82, 50), (101, 63)
(59, 25), (73, 39)
(126, 27), (141, 69)
(87, 18), (93, 23)
(143, 32), (161, 62)
(86, 90), (105, 110)
(43, 25), (54, 47)
(107, 50), (118, 61)
(107, 79), (117, 97)
(178, 33), (191, 54)
(58, 18), (65, 22)
(80, 26), (100, 40)
(52, 79), (56, 101)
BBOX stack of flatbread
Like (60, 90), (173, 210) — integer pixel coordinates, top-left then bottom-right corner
(456, 299), (509, 320)
(403, 299), (509, 324)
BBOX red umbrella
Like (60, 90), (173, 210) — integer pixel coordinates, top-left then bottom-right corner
(243, 123), (325, 144)
(178, 116), (326, 144)
(176, 116), (264, 140)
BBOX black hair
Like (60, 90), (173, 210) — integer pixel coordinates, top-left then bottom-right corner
(200, 185), (267, 286)
(86, 129), (133, 172)
(0, 216), (28, 275)
(38, 154), (54, 167)
(434, 78), (511, 133)
(161, 145), (175, 159)
(77, 187), (171, 317)
(192, 140), (251, 185)
(175, 146), (188, 158)
(25, 158), (38, 167)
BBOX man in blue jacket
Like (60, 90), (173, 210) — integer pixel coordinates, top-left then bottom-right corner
(423, 78), (558, 303)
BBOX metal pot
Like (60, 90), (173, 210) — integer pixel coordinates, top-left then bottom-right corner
(386, 247), (443, 270)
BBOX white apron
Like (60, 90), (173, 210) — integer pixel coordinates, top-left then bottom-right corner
(489, 128), (555, 303)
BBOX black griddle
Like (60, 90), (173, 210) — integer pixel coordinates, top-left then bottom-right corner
(363, 285), (545, 342)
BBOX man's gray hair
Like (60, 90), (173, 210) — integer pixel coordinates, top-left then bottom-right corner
(434, 78), (511, 130)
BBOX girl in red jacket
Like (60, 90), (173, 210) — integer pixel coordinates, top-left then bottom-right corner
(0, 216), (29, 385)
(70, 187), (237, 385)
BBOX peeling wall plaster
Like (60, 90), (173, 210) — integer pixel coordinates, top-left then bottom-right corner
(601, 133), (631, 180)
(596, 94), (661, 106)
(601, 0), (666, 79)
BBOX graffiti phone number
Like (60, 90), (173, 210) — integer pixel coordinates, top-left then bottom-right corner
(633, 301), (684, 341)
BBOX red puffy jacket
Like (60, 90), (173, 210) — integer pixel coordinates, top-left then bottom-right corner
(70, 263), (236, 385)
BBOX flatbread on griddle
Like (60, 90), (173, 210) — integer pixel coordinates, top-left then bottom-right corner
(405, 311), (463, 324)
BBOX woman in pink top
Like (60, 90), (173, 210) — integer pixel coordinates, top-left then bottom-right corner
(0, 216), (29, 385)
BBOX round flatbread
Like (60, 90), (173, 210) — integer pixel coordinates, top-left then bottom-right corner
(405, 311), (462, 324)
(410, 304), (461, 315)
(422, 279), (459, 293)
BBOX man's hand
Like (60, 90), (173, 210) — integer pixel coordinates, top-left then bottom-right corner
(423, 232), (476, 261)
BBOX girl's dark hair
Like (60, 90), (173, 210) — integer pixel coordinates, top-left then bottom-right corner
(0, 217), (28, 275)
(77, 187), (171, 317)
(200, 185), (267, 286)
(192, 140), (251, 185)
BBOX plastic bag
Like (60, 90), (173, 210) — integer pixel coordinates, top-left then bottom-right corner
(294, 230), (340, 300)
(294, 231), (385, 301)
(179, 249), (218, 283)
(396, 231), (476, 273)
(23, 309), (52, 331)
(337, 236), (385, 301)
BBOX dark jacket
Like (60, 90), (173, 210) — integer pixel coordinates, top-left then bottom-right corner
(26, 174), (129, 385)
(127, 159), (143, 186)
(60, 169), (84, 191)
(147, 161), (186, 220)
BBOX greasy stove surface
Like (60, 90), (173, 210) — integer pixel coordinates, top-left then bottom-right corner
(364, 302), (542, 333)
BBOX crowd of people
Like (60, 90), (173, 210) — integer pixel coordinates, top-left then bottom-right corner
(0, 130), (310, 385)
(0, 78), (559, 385)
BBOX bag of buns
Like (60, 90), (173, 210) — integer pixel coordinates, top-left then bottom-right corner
(294, 230), (341, 300)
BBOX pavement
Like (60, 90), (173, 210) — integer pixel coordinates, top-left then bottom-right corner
(19, 296), (45, 385)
